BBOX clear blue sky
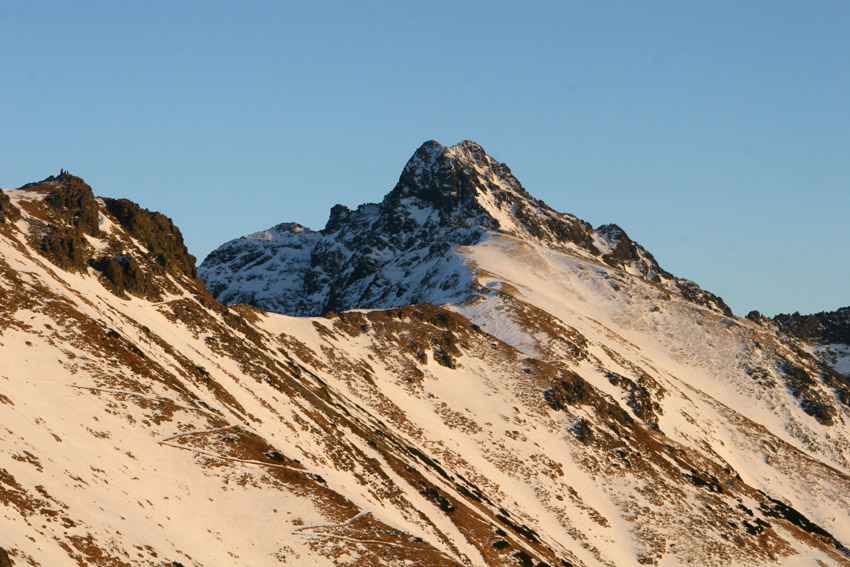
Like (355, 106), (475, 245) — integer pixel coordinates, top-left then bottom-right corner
(2, 1), (847, 316)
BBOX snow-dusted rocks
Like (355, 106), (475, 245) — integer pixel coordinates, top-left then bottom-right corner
(197, 222), (323, 314)
(199, 140), (732, 317)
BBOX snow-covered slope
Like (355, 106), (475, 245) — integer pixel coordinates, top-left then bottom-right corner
(2, 167), (850, 567)
(453, 234), (850, 535)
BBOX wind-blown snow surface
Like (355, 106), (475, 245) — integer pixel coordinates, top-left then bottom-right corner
(454, 235), (850, 526)
(3, 167), (850, 566)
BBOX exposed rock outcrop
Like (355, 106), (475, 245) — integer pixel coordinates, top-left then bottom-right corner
(102, 198), (198, 282)
(774, 307), (850, 346)
(27, 171), (102, 272)
(9, 171), (203, 299)
(44, 171), (101, 236)
(0, 190), (21, 223)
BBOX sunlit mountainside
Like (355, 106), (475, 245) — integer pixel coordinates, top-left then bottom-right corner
(1, 143), (849, 566)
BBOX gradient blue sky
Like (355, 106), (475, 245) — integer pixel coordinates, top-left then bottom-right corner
(2, 1), (847, 316)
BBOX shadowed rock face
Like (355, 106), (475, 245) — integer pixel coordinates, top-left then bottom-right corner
(773, 308), (850, 346)
(89, 254), (158, 300)
(0, 547), (13, 567)
(94, 198), (202, 299)
(102, 197), (198, 281)
(0, 190), (21, 223)
(26, 172), (102, 272)
(201, 140), (734, 318)
(383, 140), (497, 216)
(44, 171), (102, 236)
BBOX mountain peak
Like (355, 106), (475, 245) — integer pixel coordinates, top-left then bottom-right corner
(386, 139), (532, 228)
(405, 139), (488, 168)
(413, 138), (445, 155)
(201, 140), (734, 318)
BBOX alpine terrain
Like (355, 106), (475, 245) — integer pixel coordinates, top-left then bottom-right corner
(1, 143), (849, 567)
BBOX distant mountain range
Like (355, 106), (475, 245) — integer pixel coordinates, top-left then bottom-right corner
(1, 144), (848, 566)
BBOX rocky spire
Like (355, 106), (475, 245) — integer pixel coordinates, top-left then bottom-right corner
(382, 140), (527, 223)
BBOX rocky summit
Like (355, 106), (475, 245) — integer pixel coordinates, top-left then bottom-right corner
(200, 140), (731, 317)
(1, 147), (850, 567)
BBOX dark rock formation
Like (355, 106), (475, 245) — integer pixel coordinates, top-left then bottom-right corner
(544, 369), (633, 428)
(0, 190), (21, 223)
(89, 254), (158, 300)
(14, 171), (203, 300)
(746, 310), (772, 326)
(675, 279), (733, 317)
(102, 198), (199, 282)
(380, 140), (600, 254)
(39, 225), (90, 272)
(597, 224), (670, 282)
(605, 371), (663, 425)
(44, 171), (101, 236)
(773, 308), (850, 347)
(34, 171), (101, 272)
(779, 358), (838, 426)
(771, 308), (850, 380)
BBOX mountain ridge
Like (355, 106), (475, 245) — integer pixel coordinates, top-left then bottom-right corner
(2, 157), (850, 566)
(199, 140), (732, 318)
